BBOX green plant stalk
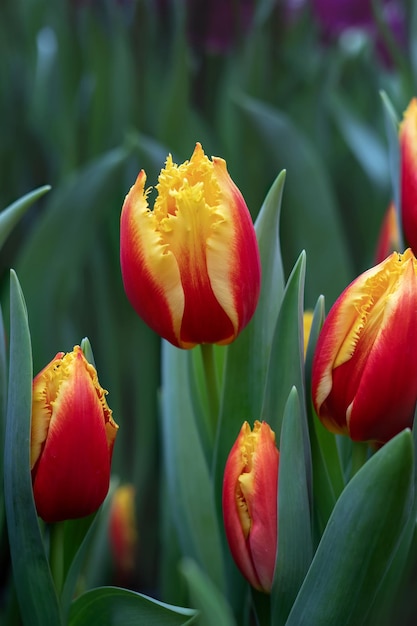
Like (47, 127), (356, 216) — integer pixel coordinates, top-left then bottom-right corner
(251, 589), (271, 626)
(49, 522), (65, 598)
(350, 441), (369, 480)
(200, 343), (220, 439)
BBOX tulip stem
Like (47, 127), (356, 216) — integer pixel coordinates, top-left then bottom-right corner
(251, 589), (271, 626)
(200, 344), (220, 436)
(350, 441), (369, 479)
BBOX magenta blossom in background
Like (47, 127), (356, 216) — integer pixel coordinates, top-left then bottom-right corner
(311, 0), (406, 66)
(186, 0), (255, 54)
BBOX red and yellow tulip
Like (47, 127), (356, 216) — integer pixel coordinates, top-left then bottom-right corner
(374, 202), (400, 264)
(312, 249), (417, 444)
(31, 346), (119, 523)
(400, 98), (417, 254)
(109, 484), (138, 584)
(222, 420), (279, 593)
(120, 142), (261, 349)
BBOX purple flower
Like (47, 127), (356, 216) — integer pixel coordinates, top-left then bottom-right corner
(311, 0), (406, 66)
(186, 0), (255, 54)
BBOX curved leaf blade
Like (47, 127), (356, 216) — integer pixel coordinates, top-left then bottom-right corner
(4, 270), (62, 626)
(286, 429), (414, 626)
(69, 587), (197, 626)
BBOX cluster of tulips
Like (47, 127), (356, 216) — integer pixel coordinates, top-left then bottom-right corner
(28, 97), (417, 602)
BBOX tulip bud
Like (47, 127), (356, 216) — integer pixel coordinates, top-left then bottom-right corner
(374, 202), (400, 264)
(312, 249), (417, 444)
(120, 142), (261, 349)
(222, 421), (279, 593)
(31, 346), (119, 523)
(109, 485), (138, 585)
(303, 310), (314, 359)
(400, 98), (417, 254)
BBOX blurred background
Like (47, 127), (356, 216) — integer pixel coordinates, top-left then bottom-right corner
(0, 0), (414, 606)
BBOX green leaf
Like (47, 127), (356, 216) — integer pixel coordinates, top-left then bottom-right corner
(209, 172), (287, 617)
(60, 512), (100, 621)
(160, 341), (225, 592)
(271, 387), (313, 626)
(236, 94), (353, 306)
(0, 185), (50, 250)
(16, 147), (129, 363)
(261, 251), (306, 439)
(213, 170), (286, 496)
(180, 558), (237, 626)
(329, 94), (389, 189)
(69, 587), (197, 626)
(286, 429), (414, 626)
(304, 296), (345, 538)
(4, 270), (62, 626)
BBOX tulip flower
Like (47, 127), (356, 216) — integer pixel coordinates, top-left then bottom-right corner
(303, 310), (314, 359)
(374, 202), (400, 264)
(400, 98), (417, 254)
(312, 249), (417, 444)
(120, 142), (261, 349)
(31, 346), (119, 523)
(109, 485), (138, 585)
(222, 420), (279, 593)
(312, 0), (406, 67)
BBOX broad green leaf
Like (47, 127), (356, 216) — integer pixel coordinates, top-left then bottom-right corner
(0, 304), (7, 543)
(329, 94), (389, 189)
(0, 185), (51, 250)
(69, 587), (197, 626)
(4, 270), (62, 626)
(236, 94), (353, 306)
(286, 429), (414, 626)
(161, 341), (225, 592)
(16, 147), (130, 364)
(261, 251), (306, 440)
(210, 172), (287, 617)
(304, 296), (344, 538)
(271, 387), (313, 626)
(366, 505), (417, 626)
(213, 170), (286, 493)
(180, 558), (237, 626)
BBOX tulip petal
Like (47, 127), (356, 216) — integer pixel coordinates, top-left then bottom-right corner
(223, 421), (278, 592)
(120, 143), (261, 349)
(400, 98), (417, 254)
(313, 249), (417, 443)
(347, 259), (417, 441)
(32, 347), (118, 522)
(222, 422), (262, 590)
(120, 170), (184, 347)
(245, 423), (279, 592)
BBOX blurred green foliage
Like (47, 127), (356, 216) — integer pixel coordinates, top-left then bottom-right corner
(1, 0), (416, 611)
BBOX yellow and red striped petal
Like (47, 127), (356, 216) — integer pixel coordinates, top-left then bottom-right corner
(120, 143), (261, 349)
(31, 346), (118, 522)
(374, 202), (400, 264)
(222, 421), (279, 593)
(400, 98), (417, 255)
(312, 249), (417, 444)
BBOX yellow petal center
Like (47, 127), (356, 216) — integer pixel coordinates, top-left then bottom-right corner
(236, 421), (262, 538)
(334, 250), (416, 368)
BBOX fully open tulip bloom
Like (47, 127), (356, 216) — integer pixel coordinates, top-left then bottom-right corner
(312, 249), (417, 444)
(400, 98), (417, 254)
(120, 142), (261, 349)
(31, 346), (119, 523)
(222, 421), (279, 593)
